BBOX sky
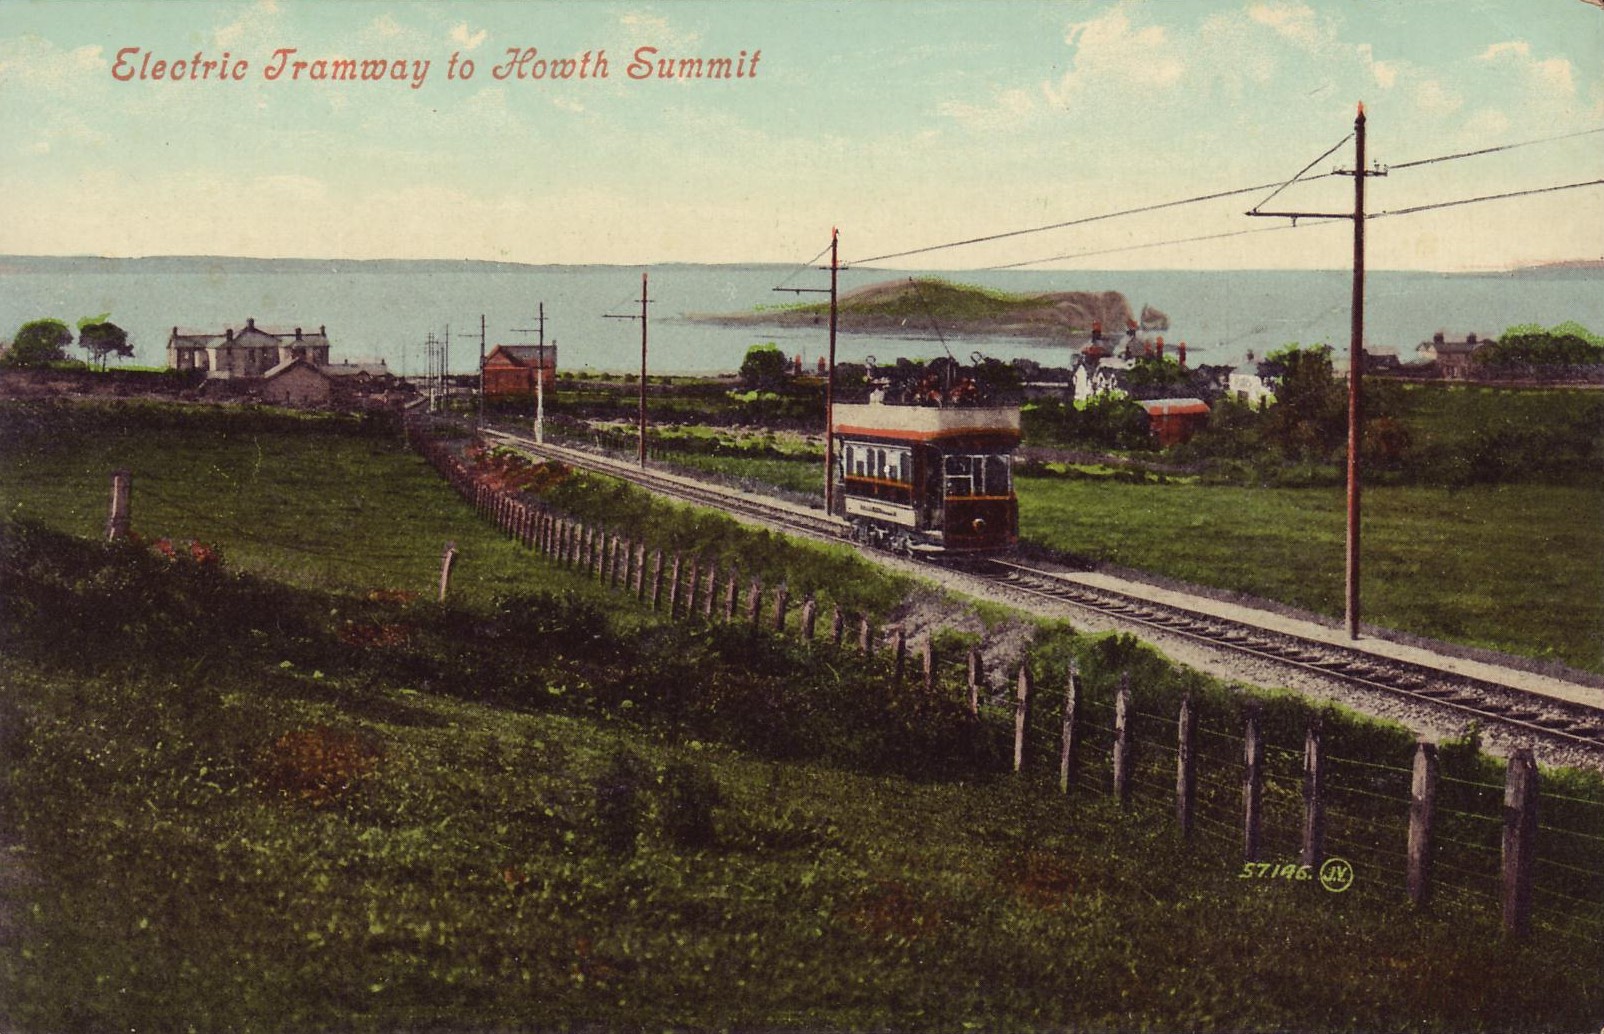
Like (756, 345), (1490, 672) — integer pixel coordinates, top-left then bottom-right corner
(1, 0), (1600, 271)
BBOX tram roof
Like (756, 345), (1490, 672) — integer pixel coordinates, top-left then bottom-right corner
(833, 402), (1021, 442)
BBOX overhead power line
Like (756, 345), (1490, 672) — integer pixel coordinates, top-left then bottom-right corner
(847, 123), (1604, 268)
(982, 218), (1345, 270)
(1387, 125), (1604, 171)
(1371, 178), (1604, 219)
(1251, 133), (1354, 214)
(848, 179), (1324, 266)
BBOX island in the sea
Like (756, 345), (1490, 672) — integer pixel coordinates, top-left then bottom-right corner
(689, 277), (1167, 339)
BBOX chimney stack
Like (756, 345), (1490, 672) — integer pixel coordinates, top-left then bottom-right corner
(1178, 341), (1187, 368)
(246, 318), (256, 330)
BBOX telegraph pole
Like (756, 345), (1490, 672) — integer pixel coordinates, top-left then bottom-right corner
(513, 304), (548, 443)
(1344, 106), (1368, 640)
(463, 314), (486, 428)
(1248, 103), (1383, 640)
(774, 228), (842, 514)
(604, 273), (652, 468)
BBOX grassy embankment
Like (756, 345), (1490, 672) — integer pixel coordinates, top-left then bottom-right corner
(2, 400), (1601, 1031)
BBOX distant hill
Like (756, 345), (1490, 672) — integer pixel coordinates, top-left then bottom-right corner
(691, 277), (1134, 339)
(0, 254), (571, 276)
(1509, 258), (1604, 275)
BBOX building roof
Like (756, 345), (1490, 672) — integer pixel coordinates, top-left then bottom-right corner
(263, 356), (329, 380)
(169, 319), (329, 346)
(486, 344), (559, 366)
(1140, 398), (1210, 416)
(321, 361), (390, 378)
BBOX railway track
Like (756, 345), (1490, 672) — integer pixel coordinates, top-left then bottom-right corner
(978, 558), (1604, 754)
(482, 426), (1604, 758)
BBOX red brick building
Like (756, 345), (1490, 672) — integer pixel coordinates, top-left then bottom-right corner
(483, 345), (558, 398)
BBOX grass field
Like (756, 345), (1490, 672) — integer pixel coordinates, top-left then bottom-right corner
(2, 400), (1602, 1030)
(1016, 475), (1604, 672)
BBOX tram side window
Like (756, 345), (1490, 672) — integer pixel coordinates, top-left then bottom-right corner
(943, 454), (974, 497)
(886, 449), (908, 484)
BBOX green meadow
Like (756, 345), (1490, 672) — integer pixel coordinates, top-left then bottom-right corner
(1, 400), (1600, 1031)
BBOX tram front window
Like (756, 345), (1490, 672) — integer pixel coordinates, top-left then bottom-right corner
(944, 453), (1011, 497)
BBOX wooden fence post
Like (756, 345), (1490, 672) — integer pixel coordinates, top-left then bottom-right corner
(831, 605), (845, 647)
(703, 565), (719, 619)
(106, 469), (132, 541)
(1013, 663), (1033, 774)
(967, 648), (983, 717)
(1501, 747), (1538, 937)
(1300, 715), (1326, 867)
(591, 530), (605, 579)
(1243, 706), (1264, 863)
(1177, 693), (1197, 837)
(1059, 664), (1079, 793)
(634, 543), (648, 600)
(723, 571), (740, 623)
(667, 554), (683, 615)
(892, 627), (907, 688)
(746, 578), (763, 626)
(649, 550), (664, 611)
(858, 615), (873, 655)
(772, 585), (790, 633)
(1407, 739), (1439, 908)
(800, 596), (818, 641)
(1112, 673), (1133, 807)
(437, 541), (457, 603)
(921, 638), (935, 693)
(683, 557), (699, 616)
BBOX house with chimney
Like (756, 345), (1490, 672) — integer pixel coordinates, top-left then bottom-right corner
(167, 318), (331, 379)
(1416, 331), (1488, 380)
(483, 344), (559, 399)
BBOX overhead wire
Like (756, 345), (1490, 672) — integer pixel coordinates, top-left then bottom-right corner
(844, 123), (1604, 270)
(1250, 132), (1354, 213)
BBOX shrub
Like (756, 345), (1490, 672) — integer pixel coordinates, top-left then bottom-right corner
(592, 749), (650, 856)
(660, 760), (723, 850)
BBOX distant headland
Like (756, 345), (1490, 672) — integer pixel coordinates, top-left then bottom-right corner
(690, 277), (1163, 339)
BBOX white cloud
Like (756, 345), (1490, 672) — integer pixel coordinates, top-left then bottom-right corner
(939, 87), (1036, 130)
(1475, 39), (1576, 97)
(216, 0), (280, 49)
(1413, 79), (1462, 116)
(1462, 107), (1512, 137)
(1247, 1), (1330, 49)
(619, 12), (700, 50)
(1043, 5), (1185, 108)
(450, 23), (488, 51)
(371, 14), (405, 40)
(1476, 40), (1531, 62)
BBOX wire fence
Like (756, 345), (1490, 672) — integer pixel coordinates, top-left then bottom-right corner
(406, 421), (1604, 944)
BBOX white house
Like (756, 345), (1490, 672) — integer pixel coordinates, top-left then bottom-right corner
(168, 318), (332, 379)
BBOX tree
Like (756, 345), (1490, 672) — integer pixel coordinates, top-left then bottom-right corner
(739, 342), (789, 390)
(1259, 344), (1346, 460)
(3, 319), (73, 367)
(77, 316), (133, 369)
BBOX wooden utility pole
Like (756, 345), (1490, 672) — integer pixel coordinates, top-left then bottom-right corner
(604, 274), (652, 467)
(513, 304), (548, 443)
(1344, 105), (1368, 639)
(826, 229), (839, 514)
(773, 229), (842, 513)
(467, 314), (486, 428)
(1248, 103), (1383, 640)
